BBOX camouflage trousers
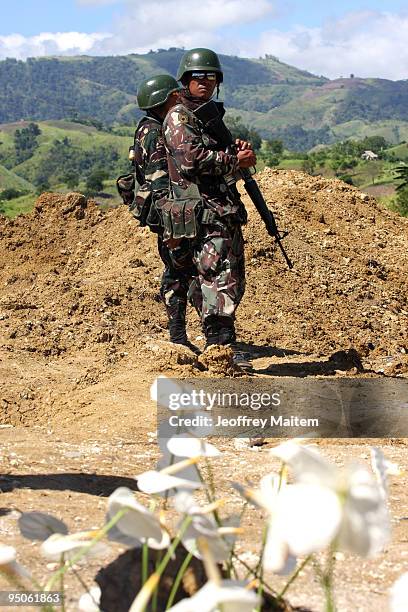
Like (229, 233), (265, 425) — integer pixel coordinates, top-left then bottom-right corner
(190, 221), (246, 324)
(158, 237), (202, 322)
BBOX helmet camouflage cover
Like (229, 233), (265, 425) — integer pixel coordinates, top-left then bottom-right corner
(137, 74), (181, 110)
(176, 48), (223, 83)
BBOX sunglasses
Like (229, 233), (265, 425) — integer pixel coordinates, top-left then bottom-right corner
(190, 72), (217, 81)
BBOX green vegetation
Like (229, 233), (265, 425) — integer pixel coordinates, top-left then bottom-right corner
(0, 120), (132, 215)
(392, 187), (408, 216)
(2, 50), (408, 147)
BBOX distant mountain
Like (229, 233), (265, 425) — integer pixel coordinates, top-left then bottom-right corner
(2, 50), (408, 149)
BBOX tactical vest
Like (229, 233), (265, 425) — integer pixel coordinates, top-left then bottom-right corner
(162, 104), (246, 240)
(116, 116), (163, 232)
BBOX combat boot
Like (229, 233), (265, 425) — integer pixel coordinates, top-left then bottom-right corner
(167, 304), (200, 355)
(204, 315), (236, 347)
(230, 343), (252, 370)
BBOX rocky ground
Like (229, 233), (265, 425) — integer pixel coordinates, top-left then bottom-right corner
(0, 169), (407, 610)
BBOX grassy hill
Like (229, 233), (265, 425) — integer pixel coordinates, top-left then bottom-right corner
(0, 119), (132, 216)
(3, 50), (408, 147)
(0, 164), (33, 191)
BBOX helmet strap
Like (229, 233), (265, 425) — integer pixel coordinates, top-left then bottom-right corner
(216, 84), (220, 99)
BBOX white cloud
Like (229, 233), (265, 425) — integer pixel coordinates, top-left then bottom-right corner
(0, 32), (110, 60)
(1, 7), (408, 81)
(0, 0), (273, 60)
(244, 11), (408, 80)
(91, 0), (273, 55)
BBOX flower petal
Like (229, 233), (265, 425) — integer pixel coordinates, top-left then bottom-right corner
(275, 484), (342, 556)
(0, 544), (31, 579)
(18, 512), (68, 541)
(271, 441), (337, 487)
(390, 572), (408, 612)
(167, 435), (220, 458)
(40, 533), (108, 560)
(338, 466), (390, 557)
(107, 487), (164, 543)
(78, 585), (101, 612)
(168, 580), (260, 612)
(181, 515), (235, 562)
(137, 470), (201, 494)
(263, 522), (296, 575)
(0, 545), (16, 565)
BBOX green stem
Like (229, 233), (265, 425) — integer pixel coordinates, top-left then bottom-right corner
(71, 566), (94, 603)
(204, 456), (216, 501)
(278, 555), (313, 599)
(163, 453), (177, 510)
(165, 551), (193, 609)
(142, 543), (149, 586)
(135, 515), (193, 612)
(226, 501), (248, 580)
(322, 546), (337, 612)
(152, 551), (162, 612)
(44, 507), (128, 591)
(231, 553), (277, 595)
(255, 526), (268, 612)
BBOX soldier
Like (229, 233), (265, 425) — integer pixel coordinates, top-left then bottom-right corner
(117, 75), (201, 353)
(163, 49), (256, 360)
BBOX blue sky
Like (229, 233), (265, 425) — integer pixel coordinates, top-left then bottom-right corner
(1, 0), (408, 79)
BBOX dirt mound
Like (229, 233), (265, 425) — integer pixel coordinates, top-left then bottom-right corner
(198, 345), (238, 376)
(241, 169), (408, 360)
(0, 172), (407, 425)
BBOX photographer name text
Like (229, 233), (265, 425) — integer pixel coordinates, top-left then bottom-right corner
(168, 414), (319, 428)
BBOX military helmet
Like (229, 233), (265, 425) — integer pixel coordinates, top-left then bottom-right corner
(176, 48), (223, 83)
(137, 74), (180, 110)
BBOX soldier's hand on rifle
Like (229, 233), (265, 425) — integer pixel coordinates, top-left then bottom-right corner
(237, 149), (257, 168)
(235, 138), (253, 151)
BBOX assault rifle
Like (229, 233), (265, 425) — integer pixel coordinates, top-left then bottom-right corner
(194, 100), (293, 269)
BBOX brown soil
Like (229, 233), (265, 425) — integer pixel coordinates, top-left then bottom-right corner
(0, 170), (407, 610)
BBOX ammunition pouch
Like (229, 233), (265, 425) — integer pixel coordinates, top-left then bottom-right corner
(201, 208), (217, 225)
(158, 197), (202, 240)
(128, 186), (162, 234)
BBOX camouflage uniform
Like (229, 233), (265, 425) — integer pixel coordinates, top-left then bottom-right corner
(132, 115), (201, 341)
(163, 91), (246, 345)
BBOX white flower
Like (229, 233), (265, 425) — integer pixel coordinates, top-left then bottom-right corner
(136, 470), (201, 494)
(18, 512), (68, 541)
(156, 439), (201, 483)
(0, 545), (17, 566)
(270, 441), (390, 558)
(107, 487), (169, 549)
(390, 572), (408, 612)
(271, 441), (337, 487)
(78, 585), (101, 612)
(40, 532), (108, 560)
(167, 579), (260, 612)
(263, 483), (341, 573)
(181, 514), (241, 563)
(167, 434), (220, 458)
(0, 544), (30, 579)
(336, 464), (390, 557)
(370, 447), (404, 500)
